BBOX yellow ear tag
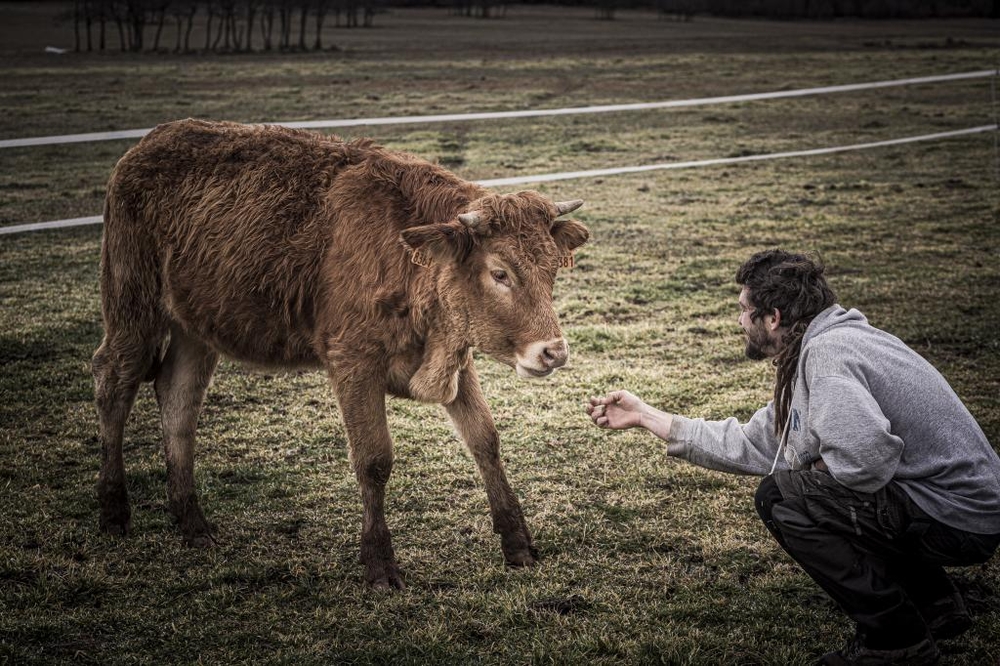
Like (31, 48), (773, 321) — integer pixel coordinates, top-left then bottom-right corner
(410, 249), (434, 268)
(558, 255), (575, 269)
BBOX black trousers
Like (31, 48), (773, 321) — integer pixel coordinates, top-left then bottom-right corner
(755, 470), (1000, 649)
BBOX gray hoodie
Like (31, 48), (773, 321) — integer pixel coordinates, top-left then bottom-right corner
(668, 305), (1000, 535)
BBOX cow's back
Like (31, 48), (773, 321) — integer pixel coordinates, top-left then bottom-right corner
(104, 119), (373, 366)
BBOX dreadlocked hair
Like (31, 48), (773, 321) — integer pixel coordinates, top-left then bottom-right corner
(736, 249), (836, 436)
(772, 320), (809, 439)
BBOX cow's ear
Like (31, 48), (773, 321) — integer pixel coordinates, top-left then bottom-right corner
(551, 218), (589, 253)
(400, 222), (473, 265)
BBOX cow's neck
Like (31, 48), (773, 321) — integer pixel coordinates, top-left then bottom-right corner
(397, 264), (472, 403)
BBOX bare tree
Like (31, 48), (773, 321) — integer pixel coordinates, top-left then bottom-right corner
(474, 0), (505, 18)
(297, 0), (309, 50)
(450, 0), (501, 18)
(204, 0), (217, 50)
(217, 0), (242, 51)
(364, 0), (376, 27)
(170, 0), (198, 53)
(74, 0), (83, 51)
(96, 0), (109, 50)
(77, 0), (113, 51)
(278, 0), (294, 49)
(314, 0), (329, 49)
(149, 0), (171, 51)
(210, 0), (231, 50)
(106, 0), (128, 51)
(595, 0), (616, 20)
(243, 0), (260, 51)
(657, 0), (695, 20)
(340, 0), (357, 28)
(259, 0), (277, 49)
(123, 0), (147, 52)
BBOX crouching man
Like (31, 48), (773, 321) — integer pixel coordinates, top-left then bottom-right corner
(587, 249), (1000, 665)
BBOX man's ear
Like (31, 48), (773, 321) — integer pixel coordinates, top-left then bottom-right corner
(551, 218), (589, 253)
(400, 222), (474, 265)
(768, 308), (783, 331)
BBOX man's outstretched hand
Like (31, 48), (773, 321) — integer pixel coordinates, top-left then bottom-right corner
(586, 390), (647, 430)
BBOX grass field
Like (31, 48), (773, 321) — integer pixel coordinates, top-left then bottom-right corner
(2, 2), (999, 664)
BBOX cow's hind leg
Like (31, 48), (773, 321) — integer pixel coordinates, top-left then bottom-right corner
(335, 374), (405, 589)
(445, 364), (538, 567)
(154, 326), (219, 547)
(93, 335), (161, 535)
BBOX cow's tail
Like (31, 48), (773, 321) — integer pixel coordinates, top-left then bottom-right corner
(95, 163), (168, 384)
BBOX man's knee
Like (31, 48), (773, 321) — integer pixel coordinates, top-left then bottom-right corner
(755, 473), (820, 550)
(755, 474), (784, 526)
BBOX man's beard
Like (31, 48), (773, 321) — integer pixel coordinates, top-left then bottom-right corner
(744, 325), (774, 361)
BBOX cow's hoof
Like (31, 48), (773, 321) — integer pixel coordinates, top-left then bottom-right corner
(178, 511), (216, 548)
(99, 514), (132, 536)
(99, 500), (132, 536)
(366, 563), (406, 590)
(501, 533), (539, 568)
(183, 529), (217, 549)
(504, 547), (539, 568)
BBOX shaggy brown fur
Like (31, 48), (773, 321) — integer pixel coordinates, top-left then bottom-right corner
(93, 119), (589, 589)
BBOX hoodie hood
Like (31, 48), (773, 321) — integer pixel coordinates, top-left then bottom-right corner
(801, 305), (868, 349)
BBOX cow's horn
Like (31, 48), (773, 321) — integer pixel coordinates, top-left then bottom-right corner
(458, 212), (482, 229)
(556, 200), (584, 215)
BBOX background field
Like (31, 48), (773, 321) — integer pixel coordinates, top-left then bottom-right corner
(2, 3), (999, 664)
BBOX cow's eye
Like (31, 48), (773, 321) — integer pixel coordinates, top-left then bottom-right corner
(491, 269), (510, 286)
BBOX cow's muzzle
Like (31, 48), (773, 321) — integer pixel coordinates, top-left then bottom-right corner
(515, 338), (569, 379)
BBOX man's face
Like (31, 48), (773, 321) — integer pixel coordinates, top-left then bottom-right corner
(738, 287), (782, 360)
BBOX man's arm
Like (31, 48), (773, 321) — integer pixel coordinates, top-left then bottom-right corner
(587, 390), (673, 438)
(587, 390), (781, 476)
(810, 375), (904, 492)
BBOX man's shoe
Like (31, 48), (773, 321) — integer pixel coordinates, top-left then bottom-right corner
(922, 592), (972, 641)
(818, 633), (940, 666)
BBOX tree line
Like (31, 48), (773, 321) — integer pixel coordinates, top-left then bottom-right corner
(71, 0), (383, 53)
(649, 0), (998, 19)
(69, 0), (1000, 53)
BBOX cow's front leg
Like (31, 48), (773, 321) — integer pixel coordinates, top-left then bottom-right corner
(335, 374), (405, 590)
(445, 363), (538, 567)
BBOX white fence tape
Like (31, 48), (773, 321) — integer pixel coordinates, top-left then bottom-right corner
(0, 70), (994, 150)
(1, 215), (105, 235)
(477, 125), (998, 187)
(2, 124), (994, 236)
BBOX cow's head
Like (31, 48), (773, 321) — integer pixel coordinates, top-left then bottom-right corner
(401, 190), (589, 378)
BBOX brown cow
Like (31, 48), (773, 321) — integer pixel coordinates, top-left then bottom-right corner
(93, 118), (589, 588)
